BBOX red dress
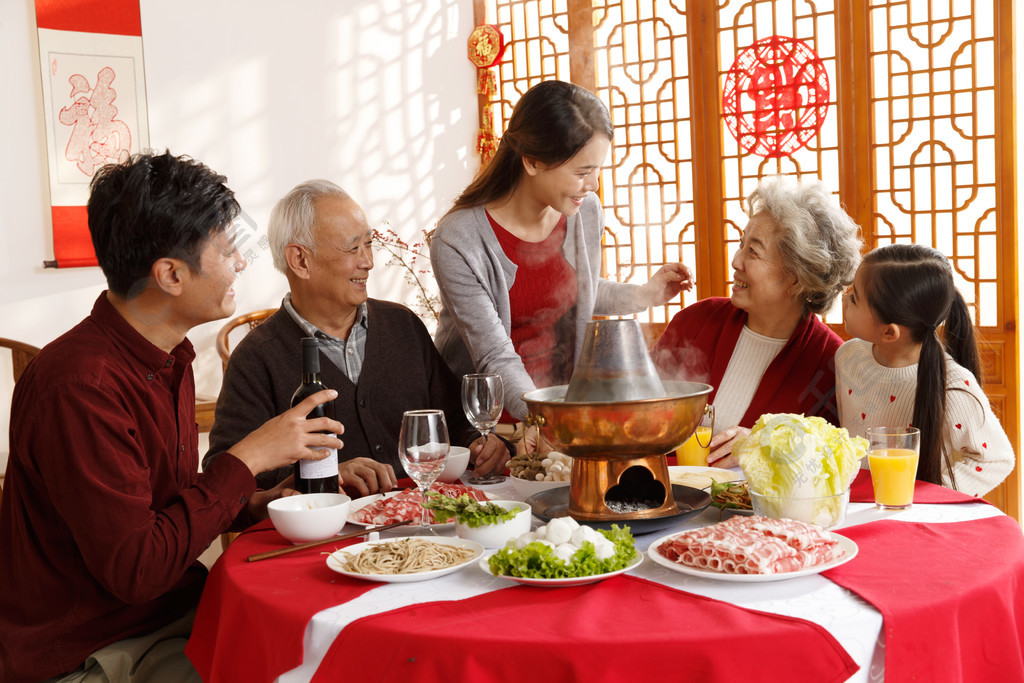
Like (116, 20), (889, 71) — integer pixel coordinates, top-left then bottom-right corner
(489, 212), (578, 391)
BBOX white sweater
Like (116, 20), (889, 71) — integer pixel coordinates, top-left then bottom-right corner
(835, 338), (1015, 497)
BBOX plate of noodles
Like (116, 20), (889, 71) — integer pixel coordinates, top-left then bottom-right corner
(326, 536), (485, 583)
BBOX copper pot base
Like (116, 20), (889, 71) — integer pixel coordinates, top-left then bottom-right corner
(567, 454), (679, 521)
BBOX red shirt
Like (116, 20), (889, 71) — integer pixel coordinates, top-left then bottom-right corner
(490, 213), (578, 389)
(0, 294), (256, 682)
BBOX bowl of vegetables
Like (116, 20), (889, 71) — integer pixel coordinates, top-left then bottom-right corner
(733, 413), (865, 530)
(509, 451), (572, 499)
(709, 481), (753, 516)
(423, 494), (532, 547)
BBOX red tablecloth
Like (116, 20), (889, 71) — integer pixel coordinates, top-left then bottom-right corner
(848, 468), (988, 504)
(185, 521), (375, 681)
(313, 575), (857, 683)
(825, 517), (1024, 682)
(188, 524), (856, 682)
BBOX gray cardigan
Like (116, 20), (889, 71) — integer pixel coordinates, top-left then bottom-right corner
(430, 194), (641, 419)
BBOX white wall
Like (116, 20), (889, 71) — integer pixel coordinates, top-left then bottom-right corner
(0, 0), (479, 472)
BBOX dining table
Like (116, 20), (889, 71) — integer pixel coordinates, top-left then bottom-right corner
(185, 469), (1024, 682)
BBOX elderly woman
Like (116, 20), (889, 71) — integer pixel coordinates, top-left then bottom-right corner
(651, 176), (862, 467)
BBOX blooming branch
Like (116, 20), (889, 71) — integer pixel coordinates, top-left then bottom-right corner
(372, 224), (441, 325)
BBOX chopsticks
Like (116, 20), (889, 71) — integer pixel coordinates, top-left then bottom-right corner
(246, 520), (414, 563)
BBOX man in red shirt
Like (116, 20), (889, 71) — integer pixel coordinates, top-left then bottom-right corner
(0, 151), (343, 682)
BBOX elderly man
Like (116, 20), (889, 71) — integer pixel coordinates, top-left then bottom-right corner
(0, 152), (343, 682)
(204, 180), (510, 494)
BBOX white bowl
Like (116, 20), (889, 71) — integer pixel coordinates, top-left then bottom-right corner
(749, 488), (850, 529)
(510, 474), (570, 500)
(455, 500), (532, 547)
(267, 492), (352, 544)
(437, 446), (471, 483)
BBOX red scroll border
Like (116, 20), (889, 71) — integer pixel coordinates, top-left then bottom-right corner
(35, 0), (144, 268)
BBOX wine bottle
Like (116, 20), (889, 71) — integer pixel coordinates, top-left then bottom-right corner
(290, 337), (340, 494)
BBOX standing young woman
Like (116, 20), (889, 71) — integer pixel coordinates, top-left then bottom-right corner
(430, 80), (690, 435)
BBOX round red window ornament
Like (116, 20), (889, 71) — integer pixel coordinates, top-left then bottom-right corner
(722, 35), (830, 158)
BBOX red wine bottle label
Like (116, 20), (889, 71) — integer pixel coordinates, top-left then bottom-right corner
(298, 439), (339, 479)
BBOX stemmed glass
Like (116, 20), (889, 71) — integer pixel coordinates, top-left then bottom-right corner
(398, 409), (449, 535)
(461, 373), (505, 485)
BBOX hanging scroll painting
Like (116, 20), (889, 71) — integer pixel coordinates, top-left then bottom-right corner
(36, 0), (149, 268)
(722, 35), (829, 159)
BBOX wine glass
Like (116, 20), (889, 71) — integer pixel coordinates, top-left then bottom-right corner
(461, 373), (505, 485)
(398, 409), (449, 535)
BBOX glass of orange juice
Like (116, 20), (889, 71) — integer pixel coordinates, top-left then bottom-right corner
(676, 425), (713, 466)
(867, 427), (921, 510)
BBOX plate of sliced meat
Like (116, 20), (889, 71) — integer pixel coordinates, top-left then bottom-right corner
(348, 483), (492, 529)
(647, 515), (857, 582)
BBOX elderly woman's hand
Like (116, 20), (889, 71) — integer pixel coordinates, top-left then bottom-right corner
(706, 425), (752, 469)
(634, 263), (694, 309)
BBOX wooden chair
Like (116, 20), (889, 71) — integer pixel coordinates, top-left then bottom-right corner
(195, 308), (277, 433)
(0, 338), (41, 510)
(212, 309), (276, 551)
(0, 338), (40, 383)
(216, 308), (278, 371)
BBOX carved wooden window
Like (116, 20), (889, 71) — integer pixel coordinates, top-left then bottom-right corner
(475, 0), (1018, 517)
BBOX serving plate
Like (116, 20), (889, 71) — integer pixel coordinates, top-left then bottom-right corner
(646, 532), (858, 583)
(526, 484), (711, 535)
(326, 536), (484, 583)
(479, 552), (643, 587)
(347, 490), (495, 530)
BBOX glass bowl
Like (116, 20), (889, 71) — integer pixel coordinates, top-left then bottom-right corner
(749, 488), (850, 529)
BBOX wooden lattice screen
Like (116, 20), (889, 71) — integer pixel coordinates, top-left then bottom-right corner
(474, 0), (1019, 520)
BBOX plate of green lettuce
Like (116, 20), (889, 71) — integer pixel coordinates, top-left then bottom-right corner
(481, 522), (642, 586)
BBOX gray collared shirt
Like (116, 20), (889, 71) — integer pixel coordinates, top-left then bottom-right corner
(282, 293), (368, 383)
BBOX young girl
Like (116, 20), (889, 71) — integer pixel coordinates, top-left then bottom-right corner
(836, 243), (1014, 496)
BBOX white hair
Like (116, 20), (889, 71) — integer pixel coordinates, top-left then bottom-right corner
(267, 179), (351, 274)
(746, 175), (863, 315)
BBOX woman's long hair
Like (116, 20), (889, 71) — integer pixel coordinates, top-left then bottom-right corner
(860, 244), (980, 487)
(446, 80), (612, 215)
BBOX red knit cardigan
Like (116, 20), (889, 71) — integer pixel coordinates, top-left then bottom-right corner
(650, 297), (842, 427)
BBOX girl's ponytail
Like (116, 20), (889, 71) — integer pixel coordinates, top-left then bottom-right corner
(914, 327), (950, 486)
(943, 290), (981, 381)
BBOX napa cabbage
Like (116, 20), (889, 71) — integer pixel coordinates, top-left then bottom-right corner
(733, 413), (867, 526)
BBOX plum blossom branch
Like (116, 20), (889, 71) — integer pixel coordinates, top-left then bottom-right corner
(372, 223), (440, 326)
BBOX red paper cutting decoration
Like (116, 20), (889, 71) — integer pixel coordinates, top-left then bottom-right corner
(468, 24), (505, 165)
(722, 35), (830, 159)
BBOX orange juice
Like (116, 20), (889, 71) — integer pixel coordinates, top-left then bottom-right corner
(868, 448), (920, 509)
(676, 426), (712, 466)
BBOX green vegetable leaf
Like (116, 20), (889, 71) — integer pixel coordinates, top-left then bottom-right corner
(421, 493), (518, 527)
(487, 524), (637, 579)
